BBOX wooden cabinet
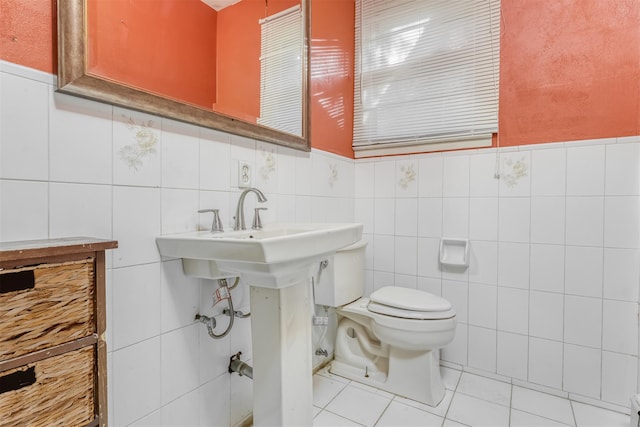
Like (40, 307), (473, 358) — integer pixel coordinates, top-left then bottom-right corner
(0, 238), (117, 427)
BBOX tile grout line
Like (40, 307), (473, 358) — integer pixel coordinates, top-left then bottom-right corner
(441, 369), (464, 424)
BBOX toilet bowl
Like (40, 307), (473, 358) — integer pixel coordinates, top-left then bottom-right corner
(313, 240), (457, 407)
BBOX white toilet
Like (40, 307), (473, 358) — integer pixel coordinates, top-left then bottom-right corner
(314, 240), (457, 407)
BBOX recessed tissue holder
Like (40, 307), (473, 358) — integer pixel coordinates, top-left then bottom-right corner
(439, 238), (470, 268)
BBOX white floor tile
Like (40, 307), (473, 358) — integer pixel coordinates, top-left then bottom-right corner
(394, 389), (454, 418)
(349, 380), (395, 399)
(446, 392), (510, 427)
(510, 409), (572, 426)
(511, 386), (575, 425)
(313, 374), (349, 408)
(325, 384), (392, 427)
(456, 372), (512, 407)
(319, 365), (351, 383)
(571, 401), (630, 427)
(314, 410), (364, 426)
(443, 420), (470, 427)
(311, 369), (630, 427)
(375, 401), (443, 426)
(442, 366), (462, 390)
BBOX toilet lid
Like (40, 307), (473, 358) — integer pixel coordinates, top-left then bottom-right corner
(369, 286), (452, 312)
(367, 301), (455, 320)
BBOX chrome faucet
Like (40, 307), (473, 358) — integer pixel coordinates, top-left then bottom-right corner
(234, 188), (267, 230)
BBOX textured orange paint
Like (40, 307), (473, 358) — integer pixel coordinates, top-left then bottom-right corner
(310, 0), (355, 158)
(216, 0), (297, 121)
(0, 0), (56, 73)
(87, 0), (218, 109)
(499, 0), (640, 146)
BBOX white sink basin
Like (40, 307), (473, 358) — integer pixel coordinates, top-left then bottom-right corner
(156, 222), (362, 287)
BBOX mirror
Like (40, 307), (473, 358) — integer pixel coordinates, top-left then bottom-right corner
(57, 0), (310, 151)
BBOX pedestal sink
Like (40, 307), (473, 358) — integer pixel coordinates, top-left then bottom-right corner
(156, 222), (362, 426)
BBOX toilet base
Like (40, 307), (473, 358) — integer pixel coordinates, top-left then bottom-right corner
(330, 346), (446, 407)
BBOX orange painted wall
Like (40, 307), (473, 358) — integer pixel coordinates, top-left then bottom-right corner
(0, 0), (57, 74)
(216, 0), (297, 121)
(499, 0), (640, 146)
(310, 0), (355, 158)
(2, 0), (640, 152)
(87, 0), (217, 110)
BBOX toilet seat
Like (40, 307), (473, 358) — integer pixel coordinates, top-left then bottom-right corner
(367, 287), (455, 320)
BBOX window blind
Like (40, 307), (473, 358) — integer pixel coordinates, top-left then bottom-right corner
(353, 0), (500, 157)
(258, 5), (303, 136)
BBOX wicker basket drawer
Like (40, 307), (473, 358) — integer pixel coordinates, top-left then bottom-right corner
(0, 259), (95, 361)
(0, 346), (95, 426)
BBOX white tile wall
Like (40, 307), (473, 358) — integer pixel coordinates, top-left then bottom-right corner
(605, 142), (640, 196)
(603, 248), (640, 302)
(564, 344), (602, 398)
(564, 295), (602, 348)
(605, 196), (640, 248)
(0, 71), (50, 181)
(111, 263), (162, 350)
(355, 132), (640, 409)
(112, 109), (162, 187)
(468, 241), (498, 285)
(529, 244), (564, 293)
(49, 182), (112, 239)
(443, 155), (470, 197)
(565, 196), (605, 246)
(498, 197), (530, 243)
(0, 179), (49, 240)
(3, 60), (640, 423)
(468, 283), (497, 329)
(468, 326), (497, 372)
(530, 147), (566, 196)
(161, 325), (200, 405)
(528, 337), (563, 389)
(50, 92), (114, 184)
(565, 246), (603, 297)
(111, 337), (162, 426)
(566, 145), (605, 196)
(497, 331), (528, 380)
(469, 197), (498, 241)
(395, 198), (417, 236)
(469, 152), (500, 197)
(497, 287), (529, 335)
(442, 198), (469, 238)
(418, 197), (443, 237)
(0, 61), (355, 427)
(497, 242), (530, 289)
(529, 291), (563, 341)
(530, 196), (565, 244)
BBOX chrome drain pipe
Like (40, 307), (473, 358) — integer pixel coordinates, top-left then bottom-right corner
(228, 351), (253, 379)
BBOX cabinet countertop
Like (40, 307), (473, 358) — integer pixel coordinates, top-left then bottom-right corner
(0, 237), (118, 262)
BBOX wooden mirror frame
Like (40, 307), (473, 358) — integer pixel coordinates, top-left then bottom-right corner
(56, 0), (311, 151)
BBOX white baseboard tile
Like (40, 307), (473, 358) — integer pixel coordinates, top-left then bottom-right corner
(440, 360), (463, 371)
(511, 378), (569, 399)
(463, 366), (512, 384)
(569, 393), (630, 416)
(0, 60), (56, 85)
(617, 135), (640, 144)
(564, 137), (617, 147)
(525, 141), (567, 151)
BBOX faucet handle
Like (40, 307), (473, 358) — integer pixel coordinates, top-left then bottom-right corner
(198, 209), (224, 233)
(252, 207), (267, 230)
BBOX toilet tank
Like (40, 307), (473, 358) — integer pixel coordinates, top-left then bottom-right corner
(313, 240), (367, 307)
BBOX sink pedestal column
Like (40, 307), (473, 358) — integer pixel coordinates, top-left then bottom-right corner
(249, 281), (313, 426)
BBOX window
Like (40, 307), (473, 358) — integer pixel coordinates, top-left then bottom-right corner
(258, 5), (303, 136)
(353, 0), (501, 157)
